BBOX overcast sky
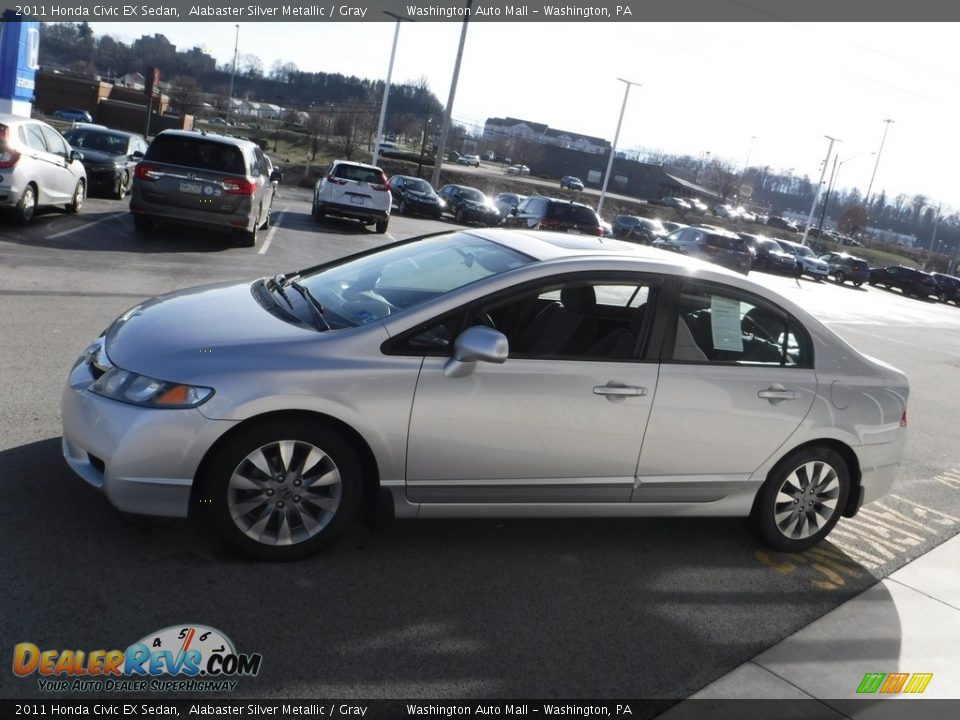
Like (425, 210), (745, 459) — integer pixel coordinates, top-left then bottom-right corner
(88, 21), (957, 206)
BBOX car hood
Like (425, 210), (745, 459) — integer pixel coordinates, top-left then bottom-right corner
(104, 281), (313, 377)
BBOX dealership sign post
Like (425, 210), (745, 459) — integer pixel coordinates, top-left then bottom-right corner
(0, 11), (40, 117)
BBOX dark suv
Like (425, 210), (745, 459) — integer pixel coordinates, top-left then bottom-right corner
(503, 196), (603, 236)
(130, 130), (281, 246)
(931, 273), (960, 304)
(868, 265), (939, 299)
(662, 226), (752, 274)
(820, 252), (870, 287)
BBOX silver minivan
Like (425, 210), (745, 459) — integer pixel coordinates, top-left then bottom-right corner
(129, 130), (281, 246)
(0, 112), (87, 224)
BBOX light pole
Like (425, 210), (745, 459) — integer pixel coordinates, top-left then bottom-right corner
(417, 115), (432, 178)
(597, 78), (640, 218)
(863, 118), (894, 213)
(431, 0), (472, 190)
(224, 24), (239, 134)
(742, 135), (756, 176)
(373, 12), (413, 165)
(816, 152), (873, 235)
(801, 135), (839, 246)
(924, 203), (942, 271)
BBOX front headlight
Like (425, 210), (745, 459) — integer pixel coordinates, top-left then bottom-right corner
(90, 368), (214, 409)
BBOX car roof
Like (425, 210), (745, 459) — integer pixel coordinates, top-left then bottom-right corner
(154, 129), (254, 149)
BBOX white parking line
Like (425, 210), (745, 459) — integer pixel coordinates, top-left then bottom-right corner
(46, 211), (128, 240)
(257, 209), (286, 255)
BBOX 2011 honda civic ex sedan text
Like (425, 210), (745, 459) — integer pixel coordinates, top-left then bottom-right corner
(61, 230), (909, 560)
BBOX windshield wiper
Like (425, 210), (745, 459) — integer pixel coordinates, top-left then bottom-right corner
(279, 273), (332, 331)
(266, 273), (295, 310)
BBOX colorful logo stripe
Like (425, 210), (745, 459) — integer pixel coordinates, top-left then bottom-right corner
(857, 672), (933, 694)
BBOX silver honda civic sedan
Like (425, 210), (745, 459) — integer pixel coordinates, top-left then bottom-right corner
(62, 230), (909, 559)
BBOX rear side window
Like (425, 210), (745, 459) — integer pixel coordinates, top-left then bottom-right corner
(25, 125), (48, 152)
(333, 164), (384, 184)
(145, 136), (246, 175)
(851, 260), (869, 271)
(547, 204), (599, 225)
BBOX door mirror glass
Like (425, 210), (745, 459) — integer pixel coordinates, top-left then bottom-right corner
(70, 150), (84, 163)
(443, 326), (509, 378)
(270, 169), (283, 183)
(130, 151), (144, 160)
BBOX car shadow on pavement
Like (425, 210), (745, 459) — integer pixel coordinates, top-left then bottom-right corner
(0, 437), (898, 700)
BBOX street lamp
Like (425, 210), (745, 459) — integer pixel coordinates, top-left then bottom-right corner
(417, 115), (432, 178)
(597, 78), (640, 218)
(863, 119), (894, 212)
(224, 24), (240, 134)
(742, 135), (756, 176)
(801, 135), (839, 246)
(431, 0), (473, 190)
(373, 11), (414, 164)
(816, 152), (873, 235)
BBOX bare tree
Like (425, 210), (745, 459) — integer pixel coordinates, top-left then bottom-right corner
(706, 158), (738, 201)
(838, 204), (868, 236)
(167, 75), (204, 116)
(335, 99), (368, 160)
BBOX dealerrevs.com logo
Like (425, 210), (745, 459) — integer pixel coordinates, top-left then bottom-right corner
(13, 625), (262, 693)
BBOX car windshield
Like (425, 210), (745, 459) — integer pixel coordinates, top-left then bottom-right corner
(460, 188), (486, 202)
(759, 239), (783, 252)
(641, 219), (666, 232)
(299, 234), (534, 328)
(405, 179), (433, 193)
(794, 245), (816, 258)
(64, 129), (129, 154)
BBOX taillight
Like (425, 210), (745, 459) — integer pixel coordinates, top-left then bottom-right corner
(371, 172), (389, 191)
(134, 163), (161, 181)
(222, 177), (256, 195)
(590, 226), (604, 236)
(327, 175), (347, 185)
(900, 409), (907, 427)
(0, 146), (20, 169)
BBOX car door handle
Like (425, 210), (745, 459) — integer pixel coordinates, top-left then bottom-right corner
(758, 385), (797, 401)
(593, 384), (647, 397)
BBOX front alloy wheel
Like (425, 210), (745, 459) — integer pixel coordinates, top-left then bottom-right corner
(204, 420), (361, 559)
(749, 445), (849, 552)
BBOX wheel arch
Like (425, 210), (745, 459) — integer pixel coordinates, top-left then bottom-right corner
(751, 438), (862, 519)
(189, 409), (382, 518)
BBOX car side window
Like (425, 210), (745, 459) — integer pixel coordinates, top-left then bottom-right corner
(672, 282), (812, 368)
(387, 277), (656, 362)
(252, 148), (265, 176)
(40, 126), (68, 156)
(24, 124), (48, 152)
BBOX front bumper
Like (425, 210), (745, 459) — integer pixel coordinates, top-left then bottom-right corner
(61, 357), (238, 518)
(85, 166), (123, 190)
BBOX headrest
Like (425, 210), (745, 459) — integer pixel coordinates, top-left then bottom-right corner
(560, 285), (596, 313)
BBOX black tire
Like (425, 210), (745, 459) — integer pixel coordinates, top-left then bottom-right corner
(374, 218), (389, 234)
(748, 445), (850, 552)
(200, 418), (362, 560)
(455, 208), (466, 225)
(853, 281), (863, 287)
(311, 198), (324, 223)
(398, 199), (407, 215)
(132, 213), (153, 234)
(66, 180), (85, 214)
(13, 183), (37, 225)
(240, 222), (258, 247)
(261, 204), (270, 230)
(939, 292), (949, 303)
(835, 271), (846, 285)
(114, 171), (130, 200)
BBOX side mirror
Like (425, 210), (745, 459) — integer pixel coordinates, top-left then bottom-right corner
(270, 169), (283, 183)
(510, 207), (518, 216)
(130, 151), (144, 161)
(443, 326), (509, 378)
(70, 150), (84, 163)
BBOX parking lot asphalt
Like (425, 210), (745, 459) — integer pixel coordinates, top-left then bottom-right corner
(1, 187), (958, 700)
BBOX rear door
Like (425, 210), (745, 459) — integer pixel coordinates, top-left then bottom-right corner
(22, 123), (70, 203)
(328, 163), (388, 212)
(636, 279), (816, 502)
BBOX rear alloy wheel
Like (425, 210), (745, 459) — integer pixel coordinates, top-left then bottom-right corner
(66, 180), (84, 214)
(114, 171), (130, 200)
(375, 218), (389, 234)
(203, 419), (361, 560)
(241, 220), (258, 247)
(749, 445), (849, 552)
(835, 270), (846, 284)
(13, 184), (37, 225)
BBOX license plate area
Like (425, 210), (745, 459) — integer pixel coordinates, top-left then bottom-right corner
(179, 181), (203, 195)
